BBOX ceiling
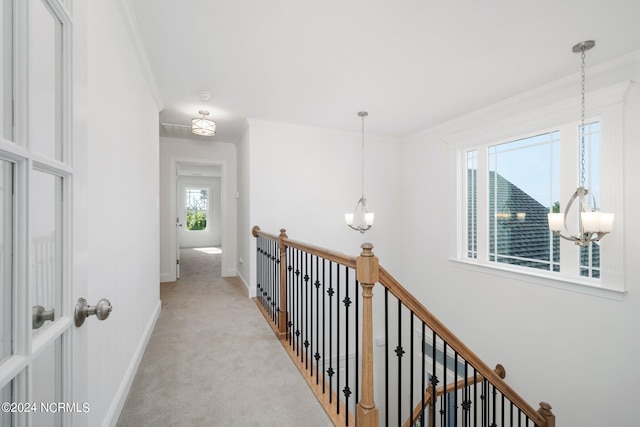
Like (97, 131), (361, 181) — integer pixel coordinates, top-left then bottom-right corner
(129, 0), (640, 143)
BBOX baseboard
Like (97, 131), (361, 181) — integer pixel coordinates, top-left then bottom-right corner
(160, 272), (173, 283)
(237, 270), (256, 297)
(101, 299), (162, 427)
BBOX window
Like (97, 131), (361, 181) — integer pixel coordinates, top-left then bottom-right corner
(486, 130), (560, 272)
(454, 84), (628, 301)
(185, 188), (208, 231)
(464, 124), (598, 276)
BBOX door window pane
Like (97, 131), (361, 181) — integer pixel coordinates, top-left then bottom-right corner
(0, 159), (12, 363)
(30, 170), (62, 336)
(488, 131), (560, 272)
(32, 338), (62, 427)
(0, 381), (11, 427)
(186, 188), (208, 231)
(28, 0), (62, 160)
(1, 0), (13, 142)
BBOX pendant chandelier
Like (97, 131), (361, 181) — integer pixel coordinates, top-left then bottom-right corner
(191, 110), (216, 136)
(547, 40), (613, 246)
(345, 111), (374, 233)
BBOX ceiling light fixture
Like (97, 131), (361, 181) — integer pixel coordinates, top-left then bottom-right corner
(191, 110), (216, 136)
(547, 40), (614, 246)
(345, 111), (374, 233)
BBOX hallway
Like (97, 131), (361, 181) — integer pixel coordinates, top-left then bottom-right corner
(116, 248), (332, 426)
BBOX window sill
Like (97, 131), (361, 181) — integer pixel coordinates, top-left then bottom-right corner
(449, 258), (626, 301)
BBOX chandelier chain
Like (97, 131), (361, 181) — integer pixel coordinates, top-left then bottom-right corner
(580, 46), (586, 188)
(361, 113), (365, 197)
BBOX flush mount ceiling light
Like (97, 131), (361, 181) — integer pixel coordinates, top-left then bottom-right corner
(345, 111), (374, 234)
(191, 110), (216, 136)
(547, 40), (614, 246)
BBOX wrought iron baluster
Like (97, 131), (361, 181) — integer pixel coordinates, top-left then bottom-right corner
(384, 288), (389, 427)
(355, 276), (360, 417)
(322, 258), (326, 394)
(420, 322), (426, 427)
(397, 300), (403, 427)
(463, 361), (469, 427)
(297, 249), (302, 360)
(303, 252), (311, 369)
(454, 351), (459, 426)
(410, 311), (414, 427)
(328, 261), (334, 404)
(288, 247), (293, 346)
(474, 368), (478, 426)
(314, 255), (319, 380)
(442, 341), (448, 427)
(430, 331), (437, 427)
(336, 264), (341, 415)
(344, 268), (350, 425)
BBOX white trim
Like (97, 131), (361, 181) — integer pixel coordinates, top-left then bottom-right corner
(101, 299), (161, 427)
(237, 271), (254, 297)
(113, 0), (164, 111)
(450, 258), (625, 301)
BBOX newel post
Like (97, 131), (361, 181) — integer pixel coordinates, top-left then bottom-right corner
(356, 243), (379, 427)
(277, 229), (288, 339)
(538, 402), (555, 427)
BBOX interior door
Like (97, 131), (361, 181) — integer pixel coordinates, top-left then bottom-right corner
(0, 0), (88, 425)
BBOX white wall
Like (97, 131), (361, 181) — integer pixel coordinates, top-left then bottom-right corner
(178, 175), (222, 248)
(86, 0), (161, 425)
(236, 126), (251, 285)
(238, 119), (402, 296)
(397, 54), (640, 426)
(159, 138), (237, 281)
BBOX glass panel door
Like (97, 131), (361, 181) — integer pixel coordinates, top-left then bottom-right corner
(30, 169), (62, 338)
(0, 159), (12, 365)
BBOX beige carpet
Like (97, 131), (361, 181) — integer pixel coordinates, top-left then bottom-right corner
(116, 248), (333, 427)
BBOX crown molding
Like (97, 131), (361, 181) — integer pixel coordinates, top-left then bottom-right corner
(114, 0), (164, 111)
(407, 50), (640, 146)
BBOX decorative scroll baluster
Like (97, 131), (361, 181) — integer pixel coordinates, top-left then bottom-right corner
(322, 258), (326, 394)
(430, 330), (437, 427)
(328, 261), (334, 404)
(337, 264), (341, 416)
(384, 288), (389, 427)
(409, 311), (414, 427)
(420, 323), (426, 427)
(397, 299), (403, 427)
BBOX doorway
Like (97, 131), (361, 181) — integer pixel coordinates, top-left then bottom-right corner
(175, 162), (224, 280)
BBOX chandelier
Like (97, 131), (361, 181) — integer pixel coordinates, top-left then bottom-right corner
(191, 110), (216, 136)
(345, 111), (374, 233)
(547, 40), (614, 247)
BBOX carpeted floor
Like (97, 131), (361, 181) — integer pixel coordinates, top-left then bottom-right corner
(116, 247), (332, 427)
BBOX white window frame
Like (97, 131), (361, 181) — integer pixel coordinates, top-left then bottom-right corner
(450, 81), (630, 300)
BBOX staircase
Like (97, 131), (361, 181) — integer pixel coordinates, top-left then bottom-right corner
(252, 226), (555, 427)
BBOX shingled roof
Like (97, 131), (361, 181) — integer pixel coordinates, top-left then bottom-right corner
(467, 170), (599, 275)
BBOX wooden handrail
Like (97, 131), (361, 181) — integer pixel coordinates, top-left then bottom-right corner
(253, 226), (357, 269)
(379, 267), (547, 426)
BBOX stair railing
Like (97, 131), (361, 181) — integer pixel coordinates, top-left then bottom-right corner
(252, 226), (555, 427)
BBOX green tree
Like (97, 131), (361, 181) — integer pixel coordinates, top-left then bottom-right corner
(186, 210), (207, 230)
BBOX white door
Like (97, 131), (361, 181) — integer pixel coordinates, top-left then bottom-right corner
(0, 0), (89, 425)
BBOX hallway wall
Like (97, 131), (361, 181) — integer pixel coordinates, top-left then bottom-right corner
(86, 0), (161, 425)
